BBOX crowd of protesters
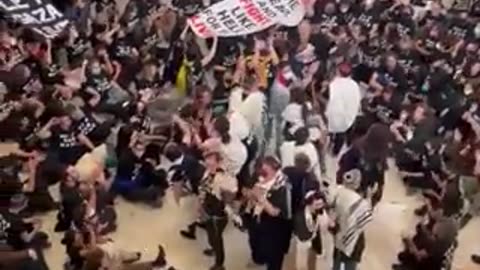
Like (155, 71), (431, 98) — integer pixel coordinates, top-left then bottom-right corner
(2, 0), (480, 269)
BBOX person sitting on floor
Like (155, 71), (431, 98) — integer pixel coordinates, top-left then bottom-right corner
(393, 201), (458, 270)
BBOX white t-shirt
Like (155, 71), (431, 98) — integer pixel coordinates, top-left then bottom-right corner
(229, 110), (250, 141)
(282, 103), (304, 135)
(221, 138), (248, 176)
(242, 91), (266, 130)
(280, 141), (322, 180)
(203, 137), (248, 176)
(325, 77), (361, 133)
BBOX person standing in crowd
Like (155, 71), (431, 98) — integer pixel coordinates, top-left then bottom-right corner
(164, 142), (207, 239)
(330, 169), (373, 270)
(337, 123), (392, 206)
(229, 75), (268, 157)
(197, 115), (247, 179)
(280, 127), (322, 182)
(293, 189), (329, 270)
(5, 0), (480, 268)
(196, 151), (238, 270)
(243, 156), (292, 270)
(325, 63), (362, 156)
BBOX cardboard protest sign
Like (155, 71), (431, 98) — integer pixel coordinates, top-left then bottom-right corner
(188, 0), (305, 38)
(0, 0), (69, 39)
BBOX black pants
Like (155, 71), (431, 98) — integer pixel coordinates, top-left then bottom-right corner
(205, 216), (228, 267)
(87, 119), (116, 146)
(93, 101), (130, 122)
(331, 132), (347, 156)
(243, 214), (265, 265)
(265, 252), (285, 270)
(238, 137), (258, 189)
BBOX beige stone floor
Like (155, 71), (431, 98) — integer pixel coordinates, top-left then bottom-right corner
(1, 143), (480, 270)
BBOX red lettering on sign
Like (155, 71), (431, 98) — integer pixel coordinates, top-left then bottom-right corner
(189, 15), (212, 37)
(238, 0), (271, 26)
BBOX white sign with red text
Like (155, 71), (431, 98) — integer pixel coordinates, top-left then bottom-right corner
(188, 0), (305, 38)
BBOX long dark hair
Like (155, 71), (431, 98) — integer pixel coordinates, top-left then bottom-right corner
(290, 87), (309, 123)
(356, 123), (392, 165)
(214, 116), (231, 144)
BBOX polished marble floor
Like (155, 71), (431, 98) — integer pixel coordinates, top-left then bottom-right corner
(1, 143), (480, 270)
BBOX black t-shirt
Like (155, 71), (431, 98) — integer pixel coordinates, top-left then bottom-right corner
(110, 36), (137, 61)
(60, 184), (83, 219)
(419, 35), (440, 55)
(211, 83), (231, 116)
(369, 95), (402, 121)
(133, 74), (165, 91)
(310, 32), (332, 62)
(448, 16), (474, 41)
(379, 65), (409, 93)
(130, 112), (152, 133)
(213, 38), (241, 69)
(0, 210), (30, 249)
(359, 41), (380, 68)
(51, 127), (79, 150)
(374, 0), (394, 13)
(283, 167), (320, 213)
(67, 36), (91, 61)
(116, 148), (143, 181)
(356, 8), (380, 31)
(352, 64), (375, 84)
(395, 48), (421, 75)
(442, 179), (463, 216)
(142, 29), (170, 59)
(318, 13), (345, 30)
(50, 126), (83, 164)
(406, 117), (438, 152)
(422, 218), (457, 269)
(169, 154), (206, 194)
(471, 1), (480, 17)
(420, 11), (446, 27)
(85, 72), (112, 98)
(76, 115), (97, 137)
(337, 146), (386, 194)
(171, 0), (203, 15)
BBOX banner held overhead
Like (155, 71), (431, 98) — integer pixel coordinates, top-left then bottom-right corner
(0, 0), (69, 39)
(188, 0), (305, 38)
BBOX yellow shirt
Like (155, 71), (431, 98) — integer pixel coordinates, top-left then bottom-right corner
(245, 54), (273, 89)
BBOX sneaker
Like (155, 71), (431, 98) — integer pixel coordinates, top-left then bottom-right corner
(471, 254), (480, 264)
(414, 205), (428, 217)
(392, 263), (407, 270)
(246, 261), (263, 268)
(179, 230), (196, 240)
(203, 249), (214, 257)
(209, 265), (225, 270)
(123, 252), (142, 264)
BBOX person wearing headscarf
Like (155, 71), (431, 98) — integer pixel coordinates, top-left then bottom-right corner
(242, 156), (292, 270)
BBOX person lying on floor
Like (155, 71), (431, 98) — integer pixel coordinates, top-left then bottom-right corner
(82, 244), (176, 270)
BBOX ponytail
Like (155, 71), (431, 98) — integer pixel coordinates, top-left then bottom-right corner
(220, 131), (231, 144)
(214, 115), (231, 144)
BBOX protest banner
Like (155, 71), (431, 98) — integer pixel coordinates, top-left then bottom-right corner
(188, 0), (305, 38)
(0, 0), (69, 39)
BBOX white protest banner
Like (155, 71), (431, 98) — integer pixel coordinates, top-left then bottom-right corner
(0, 0), (69, 39)
(188, 0), (305, 38)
